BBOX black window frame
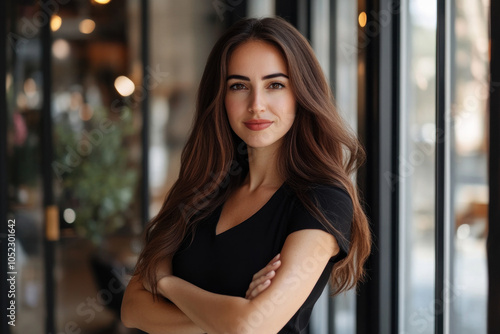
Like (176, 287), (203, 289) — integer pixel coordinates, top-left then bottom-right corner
(488, 2), (500, 333)
(355, 0), (400, 333)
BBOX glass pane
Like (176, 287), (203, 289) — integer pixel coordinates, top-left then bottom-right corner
(399, 1), (437, 333)
(308, 0), (358, 332)
(148, 0), (225, 220)
(48, 1), (225, 332)
(50, 1), (142, 331)
(6, 2), (46, 333)
(450, 0), (489, 332)
(332, 0), (358, 333)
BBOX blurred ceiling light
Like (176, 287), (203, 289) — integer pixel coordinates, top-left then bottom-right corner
(51, 15), (62, 32)
(114, 76), (135, 96)
(93, 0), (111, 4)
(63, 208), (76, 224)
(52, 39), (70, 59)
(358, 12), (367, 28)
(79, 19), (96, 34)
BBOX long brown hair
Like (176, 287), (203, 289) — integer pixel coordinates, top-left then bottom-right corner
(135, 17), (371, 296)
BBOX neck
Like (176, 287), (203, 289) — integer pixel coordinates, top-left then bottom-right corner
(244, 141), (284, 191)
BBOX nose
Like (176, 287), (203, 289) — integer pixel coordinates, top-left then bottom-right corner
(248, 88), (265, 113)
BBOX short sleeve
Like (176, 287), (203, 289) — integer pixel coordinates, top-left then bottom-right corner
(287, 185), (353, 259)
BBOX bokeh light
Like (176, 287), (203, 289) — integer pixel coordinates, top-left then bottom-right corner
(63, 208), (76, 224)
(52, 39), (70, 59)
(51, 15), (62, 32)
(114, 76), (135, 96)
(358, 12), (367, 28)
(79, 19), (96, 34)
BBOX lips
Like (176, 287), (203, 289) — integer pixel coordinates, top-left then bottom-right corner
(243, 119), (273, 131)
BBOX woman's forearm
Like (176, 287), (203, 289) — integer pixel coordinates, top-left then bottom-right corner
(158, 276), (262, 334)
(121, 275), (206, 334)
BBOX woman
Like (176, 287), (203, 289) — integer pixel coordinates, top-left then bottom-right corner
(122, 17), (371, 334)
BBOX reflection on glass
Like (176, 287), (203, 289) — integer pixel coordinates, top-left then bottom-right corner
(49, 0), (142, 331)
(6, 2), (46, 333)
(147, 0), (225, 215)
(450, 0), (488, 333)
(400, 1), (437, 333)
(331, 0), (358, 333)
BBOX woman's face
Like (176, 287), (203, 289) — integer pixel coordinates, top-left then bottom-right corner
(225, 40), (296, 151)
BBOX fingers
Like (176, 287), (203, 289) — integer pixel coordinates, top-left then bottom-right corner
(246, 278), (271, 299)
(247, 261), (280, 291)
(245, 269), (276, 299)
(251, 253), (281, 280)
(245, 253), (281, 299)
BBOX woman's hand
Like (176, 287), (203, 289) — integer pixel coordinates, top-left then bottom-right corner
(245, 253), (281, 300)
(143, 256), (173, 293)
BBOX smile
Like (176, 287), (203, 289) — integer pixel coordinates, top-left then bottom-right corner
(243, 120), (273, 131)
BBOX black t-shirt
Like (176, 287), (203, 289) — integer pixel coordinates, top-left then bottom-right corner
(172, 183), (353, 333)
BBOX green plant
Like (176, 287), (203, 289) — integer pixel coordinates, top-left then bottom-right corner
(54, 106), (138, 244)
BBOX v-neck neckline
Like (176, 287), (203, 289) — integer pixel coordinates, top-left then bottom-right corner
(214, 183), (285, 237)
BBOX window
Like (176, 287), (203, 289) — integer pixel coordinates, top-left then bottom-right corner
(1, 1), (495, 333)
(399, 1), (437, 333)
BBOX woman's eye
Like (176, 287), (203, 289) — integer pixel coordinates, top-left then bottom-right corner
(269, 82), (285, 89)
(229, 83), (246, 90)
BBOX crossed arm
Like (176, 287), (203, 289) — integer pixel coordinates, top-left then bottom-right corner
(121, 229), (338, 334)
(121, 254), (281, 334)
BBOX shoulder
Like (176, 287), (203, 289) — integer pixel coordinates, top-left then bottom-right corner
(308, 184), (353, 216)
(308, 183), (352, 200)
(284, 183), (353, 258)
(284, 183), (353, 215)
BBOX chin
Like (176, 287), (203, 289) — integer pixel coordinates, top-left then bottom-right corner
(243, 140), (268, 148)
(243, 137), (282, 150)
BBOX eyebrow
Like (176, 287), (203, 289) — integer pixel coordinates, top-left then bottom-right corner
(226, 73), (289, 81)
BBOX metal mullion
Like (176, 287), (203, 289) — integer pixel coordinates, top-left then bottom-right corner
(328, 1), (337, 331)
(443, 0), (452, 333)
(40, 1), (56, 333)
(488, 1), (500, 333)
(297, 0), (310, 41)
(275, 0), (299, 27)
(141, 0), (150, 226)
(397, 0), (409, 332)
(435, 0), (444, 331)
(390, 2), (401, 333)
(435, 0), (452, 333)
(356, 0), (399, 333)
